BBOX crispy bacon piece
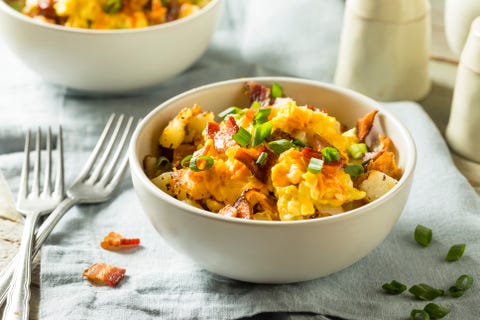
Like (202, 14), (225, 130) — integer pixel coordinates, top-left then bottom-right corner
(301, 147), (323, 163)
(366, 151), (403, 180)
(206, 121), (220, 139)
(234, 147), (277, 183)
(219, 189), (278, 220)
(101, 232), (140, 251)
(219, 195), (253, 219)
(357, 110), (378, 141)
(83, 263), (126, 287)
(214, 116), (239, 153)
(311, 133), (332, 151)
(244, 81), (271, 106)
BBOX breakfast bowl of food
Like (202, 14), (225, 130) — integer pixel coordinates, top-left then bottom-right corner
(0, 0), (222, 93)
(129, 77), (416, 283)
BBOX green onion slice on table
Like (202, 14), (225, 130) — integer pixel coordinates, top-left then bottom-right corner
(445, 243), (466, 262)
(409, 283), (444, 300)
(410, 309), (430, 320)
(381, 280), (407, 295)
(414, 224), (432, 247)
(424, 303), (450, 319)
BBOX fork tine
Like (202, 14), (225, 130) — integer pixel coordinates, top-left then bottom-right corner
(31, 128), (41, 197)
(99, 116), (135, 186)
(75, 114), (116, 182)
(42, 127), (52, 196)
(87, 114), (125, 184)
(54, 126), (64, 197)
(18, 130), (31, 200)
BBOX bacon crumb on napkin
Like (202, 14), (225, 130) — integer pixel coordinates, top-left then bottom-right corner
(83, 263), (126, 287)
(100, 231), (140, 251)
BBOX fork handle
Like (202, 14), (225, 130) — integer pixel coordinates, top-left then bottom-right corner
(0, 197), (79, 307)
(2, 211), (42, 320)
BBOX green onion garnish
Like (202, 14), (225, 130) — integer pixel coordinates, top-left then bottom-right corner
(189, 155), (214, 172)
(424, 303), (449, 319)
(345, 164), (364, 178)
(256, 152), (268, 166)
(410, 309), (430, 320)
(270, 82), (283, 98)
(455, 274), (474, 291)
(382, 280), (407, 295)
(267, 139), (296, 155)
(414, 224), (432, 247)
(348, 143), (368, 159)
(104, 0), (122, 14)
(232, 127), (252, 147)
(181, 155), (193, 168)
(253, 108), (271, 125)
(252, 121), (273, 147)
(293, 138), (306, 147)
(321, 147), (340, 162)
(250, 101), (261, 110)
(218, 106), (243, 119)
(308, 157), (324, 174)
(156, 156), (171, 170)
(446, 243), (466, 262)
(448, 285), (465, 297)
(409, 284), (444, 301)
(448, 274), (474, 297)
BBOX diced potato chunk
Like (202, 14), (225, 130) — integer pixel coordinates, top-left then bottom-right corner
(359, 170), (397, 202)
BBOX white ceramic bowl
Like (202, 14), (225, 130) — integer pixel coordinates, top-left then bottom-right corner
(0, 0), (222, 93)
(129, 77), (416, 283)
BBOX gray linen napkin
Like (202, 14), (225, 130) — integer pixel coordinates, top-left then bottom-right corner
(1, 102), (472, 320)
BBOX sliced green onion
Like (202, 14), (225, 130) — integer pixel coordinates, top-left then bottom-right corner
(252, 121), (272, 147)
(189, 155), (214, 172)
(446, 243), (466, 262)
(308, 157), (324, 174)
(256, 152), (268, 166)
(104, 0), (122, 13)
(448, 274), (474, 297)
(232, 127), (252, 147)
(250, 101), (261, 110)
(424, 303), (449, 319)
(253, 108), (271, 125)
(267, 139), (296, 155)
(414, 224), (432, 247)
(409, 284), (444, 301)
(410, 309), (430, 320)
(345, 164), (364, 178)
(218, 106), (243, 119)
(181, 155), (193, 168)
(270, 82), (283, 98)
(382, 280), (407, 295)
(348, 143), (368, 159)
(156, 156), (171, 169)
(293, 138), (306, 147)
(455, 274), (474, 291)
(448, 285), (465, 297)
(321, 147), (340, 162)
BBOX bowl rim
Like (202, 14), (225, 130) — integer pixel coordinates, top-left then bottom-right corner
(129, 76), (417, 226)
(0, 0), (221, 34)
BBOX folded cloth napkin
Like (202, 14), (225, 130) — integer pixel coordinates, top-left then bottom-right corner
(0, 102), (461, 320)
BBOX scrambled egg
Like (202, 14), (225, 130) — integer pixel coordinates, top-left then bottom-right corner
(145, 82), (402, 221)
(15, 0), (210, 29)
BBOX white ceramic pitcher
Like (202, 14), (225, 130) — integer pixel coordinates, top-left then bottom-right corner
(446, 17), (480, 163)
(334, 0), (431, 101)
(444, 0), (480, 57)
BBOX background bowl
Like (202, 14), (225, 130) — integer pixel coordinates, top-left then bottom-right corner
(129, 77), (416, 283)
(0, 0), (222, 93)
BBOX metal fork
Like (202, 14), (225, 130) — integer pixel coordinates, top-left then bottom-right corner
(2, 127), (64, 320)
(0, 114), (136, 315)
